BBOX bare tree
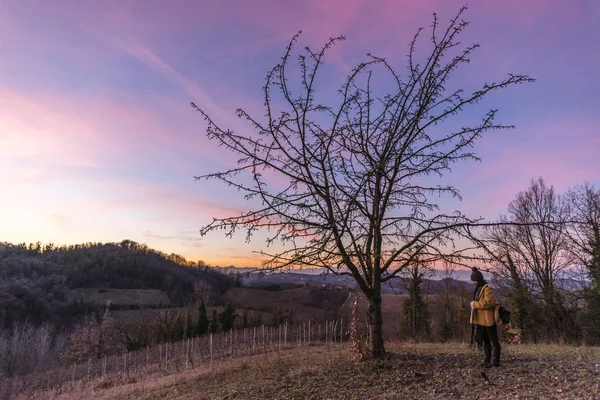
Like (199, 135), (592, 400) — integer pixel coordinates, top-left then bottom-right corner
(566, 183), (600, 279)
(481, 178), (576, 339)
(567, 184), (600, 342)
(192, 7), (533, 356)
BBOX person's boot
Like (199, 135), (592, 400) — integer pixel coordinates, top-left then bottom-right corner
(480, 359), (492, 367)
(492, 345), (501, 367)
(482, 342), (492, 367)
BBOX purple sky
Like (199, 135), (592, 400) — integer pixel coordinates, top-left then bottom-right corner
(1, 0), (598, 267)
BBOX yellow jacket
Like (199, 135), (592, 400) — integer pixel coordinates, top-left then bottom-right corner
(470, 285), (501, 327)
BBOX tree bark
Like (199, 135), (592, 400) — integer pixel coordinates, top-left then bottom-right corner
(368, 294), (385, 357)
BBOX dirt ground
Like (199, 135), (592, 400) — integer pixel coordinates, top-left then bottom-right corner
(37, 342), (600, 400)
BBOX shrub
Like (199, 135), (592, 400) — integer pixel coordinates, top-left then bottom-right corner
(0, 322), (66, 377)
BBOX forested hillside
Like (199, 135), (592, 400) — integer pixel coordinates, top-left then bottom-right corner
(0, 240), (235, 329)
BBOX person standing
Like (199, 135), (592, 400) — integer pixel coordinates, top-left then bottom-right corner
(470, 267), (501, 368)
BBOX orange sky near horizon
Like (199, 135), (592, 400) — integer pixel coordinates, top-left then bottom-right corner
(1, 0), (599, 268)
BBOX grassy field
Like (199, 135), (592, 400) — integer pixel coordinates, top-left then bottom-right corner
(223, 287), (350, 322)
(27, 342), (600, 399)
(69, 288), (171, 307)
(349, 293), (407, 339)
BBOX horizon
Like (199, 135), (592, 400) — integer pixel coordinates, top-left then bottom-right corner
(1, 1), (599, 267)
(0, 238), (481, 281)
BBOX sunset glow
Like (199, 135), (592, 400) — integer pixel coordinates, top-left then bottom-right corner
(1, 0), (598, 266)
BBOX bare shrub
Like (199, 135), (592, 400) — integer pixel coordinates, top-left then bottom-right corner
(0, 322), (66, 377)
(62, 302), (122, 363)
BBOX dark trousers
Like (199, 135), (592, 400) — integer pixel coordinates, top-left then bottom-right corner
(482, 324), (501, 365)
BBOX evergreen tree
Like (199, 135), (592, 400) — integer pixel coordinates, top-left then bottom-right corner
(582, 288), (600, 344)
(505, 254), (538, 341)
(400, 258), (429, 339)
(185, 312), (194, 339)
(219, 302), (236, 331)
(254, 312), (262, 327)
(209, 309), (219, 333)
(172, 312), (184, 341)
(196, 300), (209, 336)
(161, 309), (170, 342)
(581, 223), (600, 344)
(125, 320), (149, 351)
(242, 310), (248, 329)
(271, 313), (280, 327)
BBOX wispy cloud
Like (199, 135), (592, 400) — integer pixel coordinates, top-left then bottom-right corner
(143, 230), (203, 247)
(114, 36), (229, 121)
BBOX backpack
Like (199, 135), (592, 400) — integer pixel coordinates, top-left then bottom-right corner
(498, 306), (511, 325)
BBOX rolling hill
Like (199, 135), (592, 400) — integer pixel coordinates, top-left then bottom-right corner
(0, 240), (235, 329)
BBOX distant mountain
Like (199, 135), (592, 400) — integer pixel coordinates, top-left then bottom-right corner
(222, 264), (476, 281)
(214, 265), (259, 274)
(241, 270), (472, 295)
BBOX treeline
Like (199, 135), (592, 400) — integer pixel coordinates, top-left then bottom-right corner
(482, 179), (600, 344)
(398, 180), (600, 345)
(0, 240), (237, 329)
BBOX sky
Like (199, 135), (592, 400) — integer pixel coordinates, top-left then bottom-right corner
(1, 0), (599, 268)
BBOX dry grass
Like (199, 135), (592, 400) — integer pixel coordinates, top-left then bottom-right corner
(24, 342), (600, 400)
(110, 306), (193, 327)
(223, 287), (348, 321)
(350, 293), (407, 339)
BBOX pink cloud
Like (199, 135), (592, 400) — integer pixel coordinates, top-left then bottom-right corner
(0, 83), (235, 177)
(0, 89), (100, 167)
(0, 87), (165, 165)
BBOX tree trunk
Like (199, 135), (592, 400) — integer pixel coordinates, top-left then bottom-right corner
(368, 294), (385, 357)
